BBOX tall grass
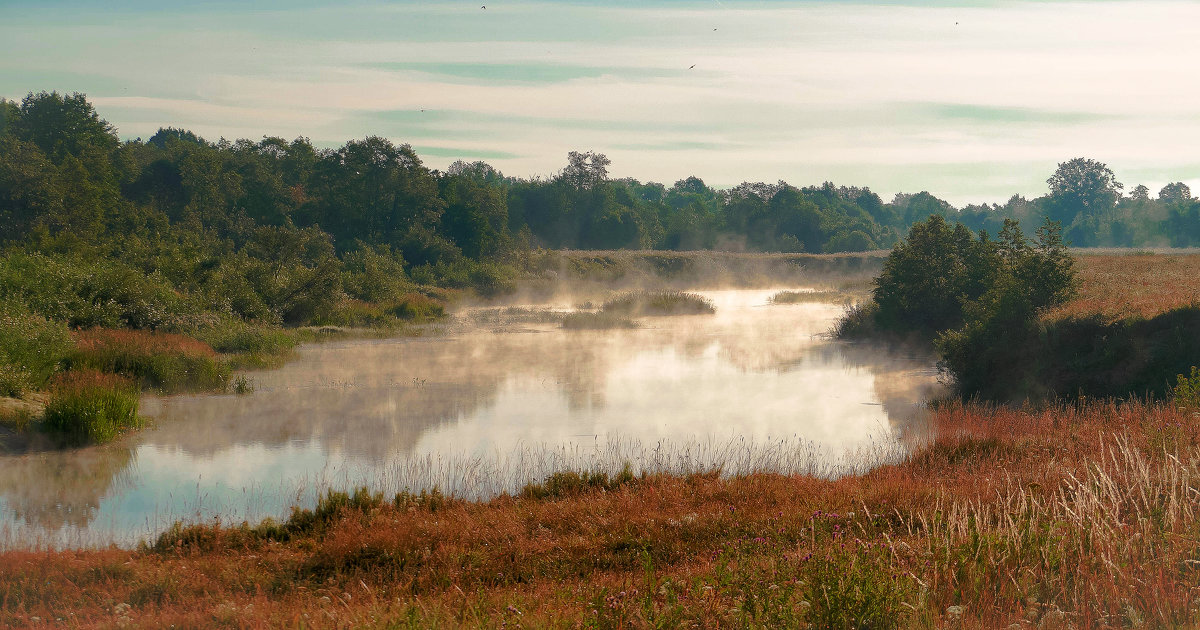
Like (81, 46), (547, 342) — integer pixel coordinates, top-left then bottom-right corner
(601, 290), (716, 316)
(67, 328), (228, 393)
(560, 310), (639, 330)
(768, 289), (847, 304)
(41, 370), (141, 445)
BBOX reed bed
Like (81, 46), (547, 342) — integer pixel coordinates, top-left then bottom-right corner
(5, 400), (1200, 627)
(601, 290), (716, 316)
(768, 289), (849, 304)
(560, 311), (639, 330)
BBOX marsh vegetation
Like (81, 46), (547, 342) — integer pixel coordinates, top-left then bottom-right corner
(4, 90), (1200, 628)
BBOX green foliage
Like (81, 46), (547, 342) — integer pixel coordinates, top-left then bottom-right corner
(853, 215), (1076, 400)
(0, 251), (192, 330)
(1175, 366), (1200, 410)
(197, 318), (297, 356)
(0, 306), (73, 396)
(868, 215), (1073, 339)
(934, 221), (1076, 399)
(42, 371), (142, 445)
(341, 244), (412, 303)
(871, 215), (994, 334)
(799, 536), (914, 630)
(386, 293), (446, 322)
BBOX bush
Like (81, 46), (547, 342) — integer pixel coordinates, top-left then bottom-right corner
(341, 244), (412, 303)
(1176, 366), (1200, 410)
(0, 251), (191, 330)
(197, 319), (297, 356)
(43, 370), (141, 444)
(871, 215), (995, 334)
(601, 291), (715, 316)
(385, 292), (446, 322)
(0, 307), (73, 396)
(67, 328), (228, 392)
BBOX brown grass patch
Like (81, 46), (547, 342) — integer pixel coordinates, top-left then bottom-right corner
(1049, 253), (1200, 321)
(5, 401), (1200, 627)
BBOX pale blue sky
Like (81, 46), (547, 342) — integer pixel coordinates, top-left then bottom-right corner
(2, 0), (1198, 204)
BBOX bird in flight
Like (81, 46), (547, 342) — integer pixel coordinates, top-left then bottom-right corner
(689, 64), (696, 69)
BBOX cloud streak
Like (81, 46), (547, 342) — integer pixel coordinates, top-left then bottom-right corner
(2, 0), (1198, 204)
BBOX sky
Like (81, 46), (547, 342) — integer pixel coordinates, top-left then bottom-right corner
(2, 0), (1199, 206)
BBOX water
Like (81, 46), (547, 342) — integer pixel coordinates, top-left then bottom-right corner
(0, 288), (942, 549)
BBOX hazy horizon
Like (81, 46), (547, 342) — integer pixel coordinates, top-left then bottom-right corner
(3, 0), (1198, 206)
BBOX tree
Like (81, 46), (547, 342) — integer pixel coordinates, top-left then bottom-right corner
(0, 99), (18, 139)
(1129, 184), (1150, 202)
(559, 151), (610, 190)
(872, 215), (982, 333)
(13, 91), (118, 162)
(1159, 182), (1192, 204)
(1045, 157), (1122, 222)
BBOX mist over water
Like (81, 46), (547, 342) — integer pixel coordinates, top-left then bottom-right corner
(0, 288), (942, 549)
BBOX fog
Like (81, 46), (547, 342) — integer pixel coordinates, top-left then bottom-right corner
(0, 285), (942, 549)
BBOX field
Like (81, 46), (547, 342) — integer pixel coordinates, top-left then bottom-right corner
(2, 252), (1200, 628)
(1050, 252), (1200, 320)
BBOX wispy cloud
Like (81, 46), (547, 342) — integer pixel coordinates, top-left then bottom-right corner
(2, 0), (1198, 204)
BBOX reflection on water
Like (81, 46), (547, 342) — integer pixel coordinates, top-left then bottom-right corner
(0, 289), (943, 549)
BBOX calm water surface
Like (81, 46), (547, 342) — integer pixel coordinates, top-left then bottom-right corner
(0, 289), (942, 548)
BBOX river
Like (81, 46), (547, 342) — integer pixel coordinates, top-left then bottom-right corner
(0, 288), (942, 549)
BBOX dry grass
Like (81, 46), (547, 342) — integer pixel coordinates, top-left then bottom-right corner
(5, 401), (1200, 628)
(1048, 253), (1200, 321)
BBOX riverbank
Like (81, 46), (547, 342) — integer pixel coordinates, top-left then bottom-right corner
(3, 399), (1197, 628)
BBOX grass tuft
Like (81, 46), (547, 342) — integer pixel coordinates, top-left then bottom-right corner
(768, 289), (847, 304)
(600, 291), (715, 316)
(41, 369), (141, 445)
(560, 311), (639, 330)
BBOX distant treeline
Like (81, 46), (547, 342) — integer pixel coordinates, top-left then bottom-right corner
(2, 91), (1199, 320)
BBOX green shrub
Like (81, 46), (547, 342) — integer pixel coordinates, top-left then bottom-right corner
(601, 291), (715, 316)
(341, 244), (413, 303)
(43, 370), (142, 444)
(833, 302), (879, 339)
(0, 307), (73, 396)
(799, 535), (914, 630)
(1173, 366), (1200, 410)
(871, 216), (1073, 337)
(386, 293), (446, 322)
(198, 319), (297, 355)
(0, 251), (191, 329)
(284, 487), (386, 537)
